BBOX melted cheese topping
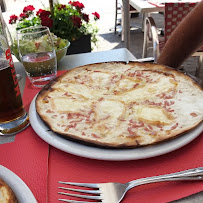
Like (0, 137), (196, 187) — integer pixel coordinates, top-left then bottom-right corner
(117, 78), (143, 90)
(94, 100), (125, 120)
(66, 83), (94, 99)
(0, 180), (17, 203)
(132, 104), (174, 125)
(149, 77), (177, 92)
(36, 62), (203, 147)
(0, 187), (9, 202)
(51, 97), (90, 113)
(90, 72), (111, 86)
(117, 75), (176, 103)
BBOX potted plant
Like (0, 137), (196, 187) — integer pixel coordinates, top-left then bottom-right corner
(9, 1), (100, 56)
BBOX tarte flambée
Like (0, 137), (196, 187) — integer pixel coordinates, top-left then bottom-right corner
(36, 62), (203, 148)
(0, 178), (17, 203)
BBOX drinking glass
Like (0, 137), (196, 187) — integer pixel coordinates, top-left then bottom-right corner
(17, 26), (57, 87)
(0, 7), (29, 135)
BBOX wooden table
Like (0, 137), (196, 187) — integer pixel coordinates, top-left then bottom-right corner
(130, 0), (164, 13)
(124, 0), (200, 47)
(122, 0), (164, 49)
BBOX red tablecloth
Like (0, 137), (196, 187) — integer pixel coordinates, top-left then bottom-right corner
(0, 84), (48, 202)
(1, 71), (203, 203)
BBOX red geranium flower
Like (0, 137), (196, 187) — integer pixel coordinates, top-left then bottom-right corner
(58, 4), (66, 11)
(9, 15), (18, 24)
(71, 15), (82, 28)
(8, 2), (100, 46)
(23, 5), (35, 13)
(19, 13), (27, 21)
(69, 1), (84, 10)
(22, 5), (35, 18)
(36, 9), (51, 18)
(92, 12), (100, 20)
(40, 16), (53, 28)
(82, 13), (89, 23)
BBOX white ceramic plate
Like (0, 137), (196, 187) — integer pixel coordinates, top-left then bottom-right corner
(0, 165), (37, 202)
(29, 95), (203, 161)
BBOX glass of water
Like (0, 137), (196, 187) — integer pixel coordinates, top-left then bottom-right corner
(17, 26), (57, 87)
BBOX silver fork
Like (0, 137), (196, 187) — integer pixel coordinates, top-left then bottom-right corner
(58, 167), (203, 203)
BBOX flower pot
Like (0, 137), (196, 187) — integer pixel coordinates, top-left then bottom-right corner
(66, 34), (91, 55)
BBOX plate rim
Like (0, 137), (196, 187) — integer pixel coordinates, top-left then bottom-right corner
(0, 165), (37, 203)
(29, 95), (203, 161)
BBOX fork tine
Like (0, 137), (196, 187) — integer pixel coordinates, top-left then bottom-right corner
(58, 186), (100, 194)
(58, 191), (102, 200)
(58, 199), (101, 203)
(59, 181), (98, 188)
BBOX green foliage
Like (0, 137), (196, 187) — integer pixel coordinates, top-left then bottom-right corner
(16, 17), (41, 30)
(9, 2), (100, 47)
(50, 2), (99, 46)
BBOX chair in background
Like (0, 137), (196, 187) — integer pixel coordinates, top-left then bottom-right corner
(114, 0), (122, 34)
(142, 2), (203, 77)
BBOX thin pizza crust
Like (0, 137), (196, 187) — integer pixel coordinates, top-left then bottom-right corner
(36, 62), (203, 148)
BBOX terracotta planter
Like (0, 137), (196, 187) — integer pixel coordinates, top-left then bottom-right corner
(66, 34), (91, 55)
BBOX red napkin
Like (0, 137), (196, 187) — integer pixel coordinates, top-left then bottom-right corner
(0, 79), (49, 203)
(48, 135), (203, 203)
(148, 1), (165, 7)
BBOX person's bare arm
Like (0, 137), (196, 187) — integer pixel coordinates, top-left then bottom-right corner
(157, 1), (203, 68)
